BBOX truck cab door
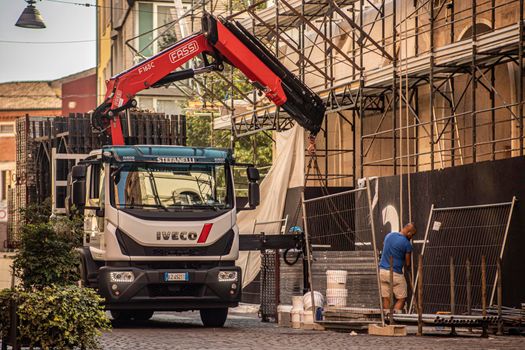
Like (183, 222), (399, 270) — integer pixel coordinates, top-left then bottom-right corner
(84, 162), (106, 256)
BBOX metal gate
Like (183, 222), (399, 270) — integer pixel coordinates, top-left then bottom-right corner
(410, 198), (516, 314)
(302, 179), (383, 324)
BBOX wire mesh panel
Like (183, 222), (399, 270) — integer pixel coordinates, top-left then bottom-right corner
(260, 250), (279, 322)
(303, 186), (383, 323)
(240, 218), (287, 319)
(412, 199), (516, 314)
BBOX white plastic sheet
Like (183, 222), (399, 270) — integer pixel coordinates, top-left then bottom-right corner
(236, 126), (305, 287)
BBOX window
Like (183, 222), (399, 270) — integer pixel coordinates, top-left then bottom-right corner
(0, 170), (12, 202)
(111, 163), (232, 210)
(137, 97), (182, 114)
(0, 123), (14, 137)
(156, 99), (180, 114)
(138, 3), (154, 57)
(136, 2), (190, 57)
(138, 97), (154, 111)
(88, 163), (105, 207)
(459, 23), (492, 41)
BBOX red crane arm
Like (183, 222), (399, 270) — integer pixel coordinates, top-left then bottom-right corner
(93, 14), (325, 145)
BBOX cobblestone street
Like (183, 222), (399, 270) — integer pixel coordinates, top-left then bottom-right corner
(100, 311), (525, 350)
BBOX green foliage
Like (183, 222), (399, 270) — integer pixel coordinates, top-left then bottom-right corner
(14, 217), (83, 289)
(186, 115), (273, 178)
(0, 288), (15, 339)
(2, 201), (110, 349)
(205, 69), (253, 101)
(1, 286), (110, 350)
(19, 197), (52, 225)
(186, 114), (214, 148)
(159, 28), (177, 52)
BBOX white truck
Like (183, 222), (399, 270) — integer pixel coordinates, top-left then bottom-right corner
(67, 14), (324, 327)
(69, 145), (260, 326)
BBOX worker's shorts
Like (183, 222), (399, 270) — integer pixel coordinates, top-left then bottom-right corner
(379, 269), (407, 299)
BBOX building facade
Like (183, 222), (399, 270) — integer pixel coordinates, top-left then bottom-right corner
(0, 81), (61, 248)
(96, 0), (189, 114)
(0, 68), (96, 249)
(58, 68), (97, 115)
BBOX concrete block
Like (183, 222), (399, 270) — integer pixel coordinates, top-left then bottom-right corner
(278, 311), (291, 327)
(368, 324), (407, 336)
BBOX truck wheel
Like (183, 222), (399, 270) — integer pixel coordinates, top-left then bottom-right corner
(132, 310), (154, 321)
(79, 257), (87, 287)
(200, 308), (228, 327)
(111, 310), (154, 321)
(110, 310), (133, 321)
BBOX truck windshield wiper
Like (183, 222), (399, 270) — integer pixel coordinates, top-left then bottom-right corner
(191, 204), (221, 211)
(167, 203), (224, 211)
(118, 203), (169, 211)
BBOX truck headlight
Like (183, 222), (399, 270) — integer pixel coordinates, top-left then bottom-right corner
(109, 271), (135, 283)
(218, 271), (238, 282)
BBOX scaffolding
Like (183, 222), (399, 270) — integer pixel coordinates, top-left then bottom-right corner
(159, 0), (524, 187)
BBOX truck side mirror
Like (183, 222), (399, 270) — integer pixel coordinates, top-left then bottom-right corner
(237, 166), (260, 211)
(248, 182), (260, 208)
(72, 179), (86, 208)
(71, 164), (87, 180)
(247, 166), (260, 182)
(66, 165), (87, 215)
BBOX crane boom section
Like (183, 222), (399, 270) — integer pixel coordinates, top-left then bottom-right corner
(105, 33), (213, 111)
(94, 14), (325, 145)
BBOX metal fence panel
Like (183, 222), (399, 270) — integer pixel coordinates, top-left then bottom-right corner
(411, 198), (516, 314)
(303, 183), (383, 324)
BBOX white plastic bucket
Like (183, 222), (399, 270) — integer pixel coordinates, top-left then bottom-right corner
(303, 291), (324, 311)
(292, 295), (304, 312)
(326, 288), (348, 307)
(301, 310), (314, 325)
(326, 270), (347, 289)
(291, 311), (301, 328)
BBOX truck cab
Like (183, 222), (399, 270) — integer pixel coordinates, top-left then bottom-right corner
(68, 145), (260, 327)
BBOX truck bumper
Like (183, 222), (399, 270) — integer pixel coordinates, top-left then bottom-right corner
(98, 265), (241, 311)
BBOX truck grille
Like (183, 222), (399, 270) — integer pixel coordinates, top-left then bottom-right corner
(116, 229), (235, 257)
(148, 283), (203, 297)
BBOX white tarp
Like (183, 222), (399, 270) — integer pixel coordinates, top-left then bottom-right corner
(236, 126), (305, 287)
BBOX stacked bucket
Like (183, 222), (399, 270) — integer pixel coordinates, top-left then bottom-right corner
(326, 270), (348, 307)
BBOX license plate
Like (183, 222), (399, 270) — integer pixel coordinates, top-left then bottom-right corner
(164, 272), (189, 282)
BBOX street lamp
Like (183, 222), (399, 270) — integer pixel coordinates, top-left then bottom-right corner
(15, 0), (46, 29)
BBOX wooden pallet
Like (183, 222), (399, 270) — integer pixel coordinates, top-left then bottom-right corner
(368, 324), (407, 336)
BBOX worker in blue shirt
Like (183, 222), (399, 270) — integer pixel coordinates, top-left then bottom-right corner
(379, 222), (417, 311)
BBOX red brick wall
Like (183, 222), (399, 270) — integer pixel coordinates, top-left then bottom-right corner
(0, 110), (61, 118)
(0, 112), (59, 163)
(62, 74), (97, 114)
(0, 137), (15, 162)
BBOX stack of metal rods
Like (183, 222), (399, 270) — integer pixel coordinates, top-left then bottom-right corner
(393, 313), (500, 326)
(472, 306), (525, 325)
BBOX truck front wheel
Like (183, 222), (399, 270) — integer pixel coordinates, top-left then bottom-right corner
(111, 310), (154, 321)
(200, 308), (228, 327)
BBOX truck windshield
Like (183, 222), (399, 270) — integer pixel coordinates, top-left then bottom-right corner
(110, 163), (232, 210)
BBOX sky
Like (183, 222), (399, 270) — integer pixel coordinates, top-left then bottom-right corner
(0, 0), (96, 83)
